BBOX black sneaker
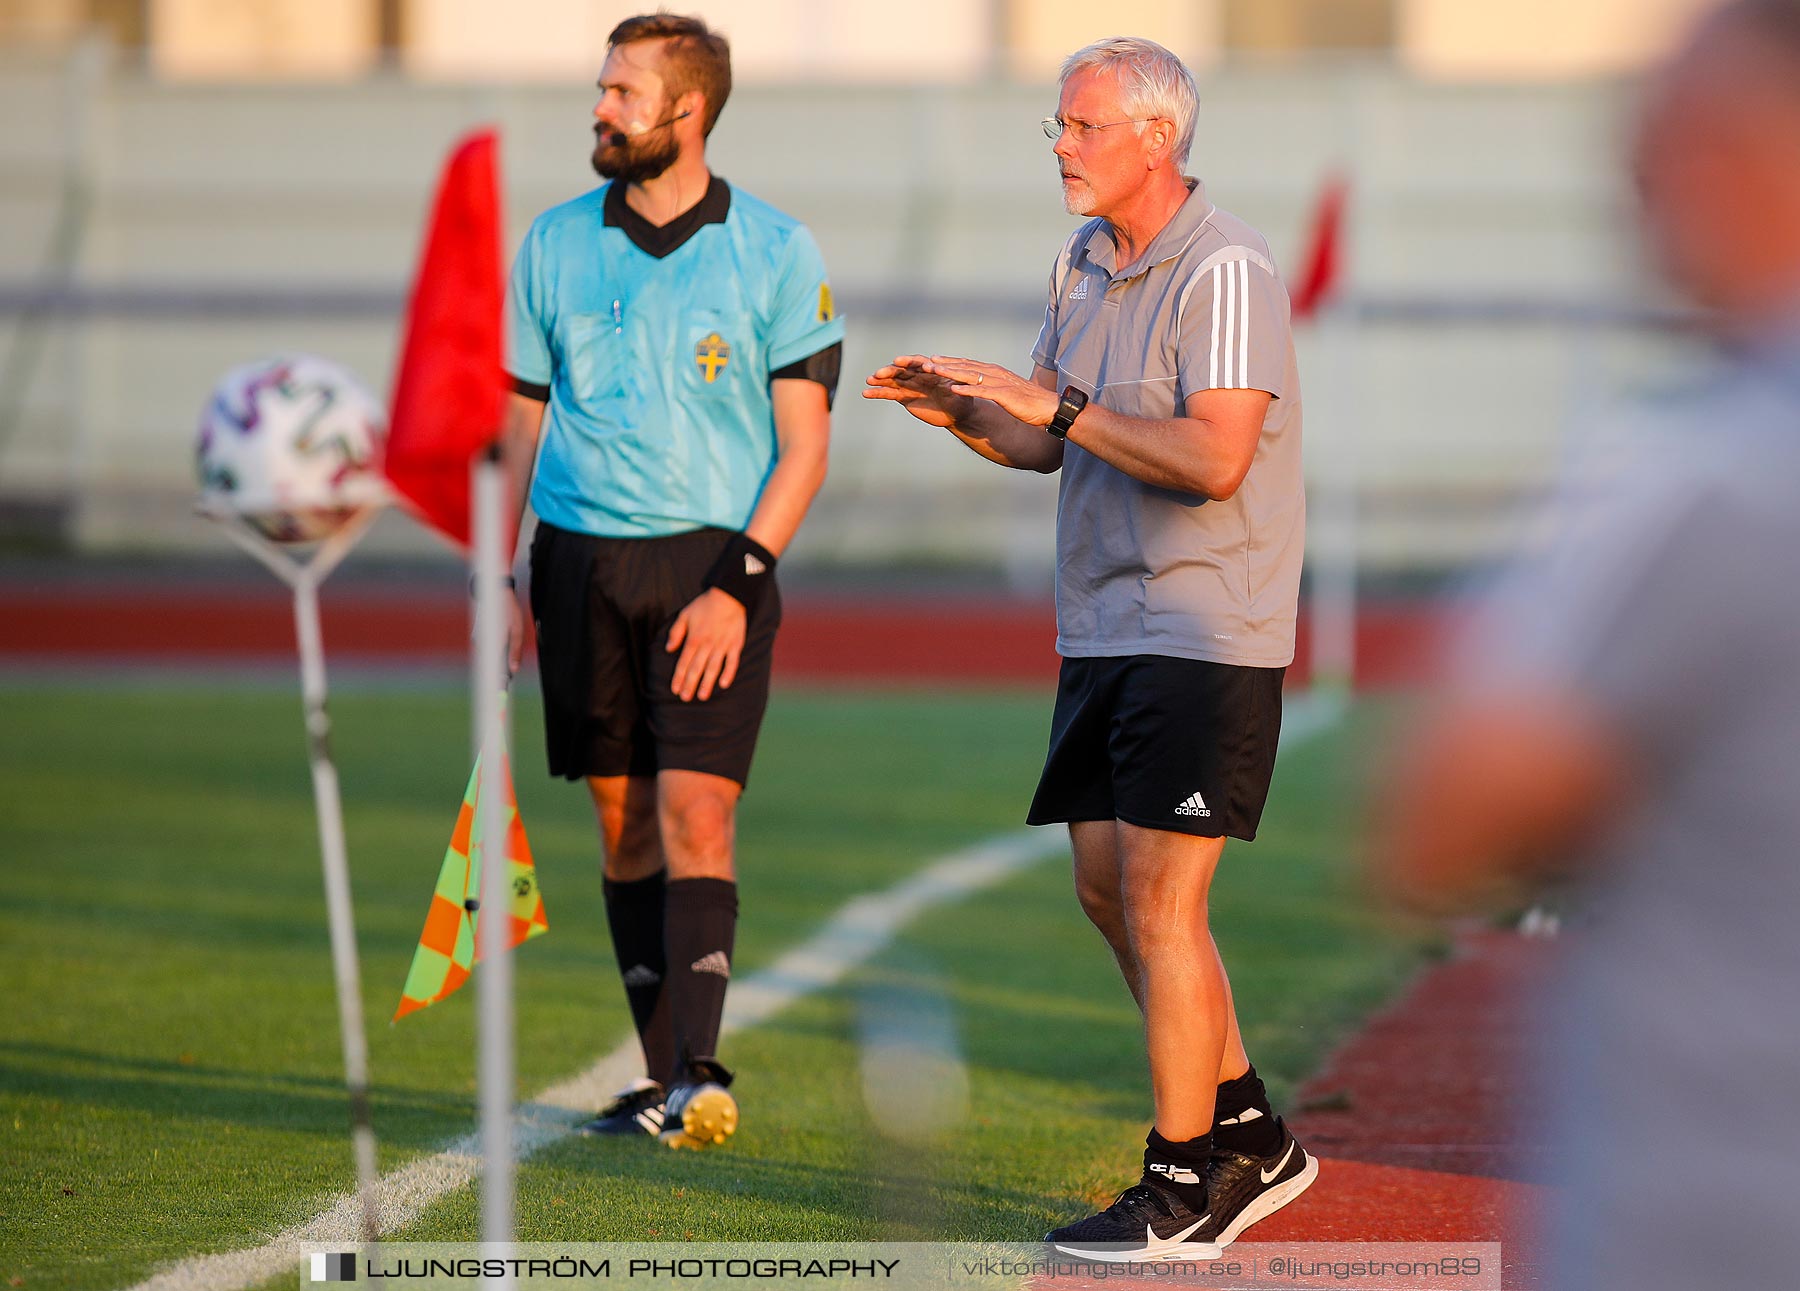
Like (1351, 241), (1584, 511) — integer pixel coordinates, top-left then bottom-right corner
(574, 1078), (665, 1138)
(659, 1057), (738, 1151)
(1047, 1178), (1221, 1262)
(1192, 1118), (1318, 1251)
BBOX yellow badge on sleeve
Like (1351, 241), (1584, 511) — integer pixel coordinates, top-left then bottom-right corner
(817, 282), (834, 323)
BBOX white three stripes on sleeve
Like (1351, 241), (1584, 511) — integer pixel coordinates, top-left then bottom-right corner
(1178, 246), (1275, 389)
(1238, 258), (1250, 384)
(1209, 261), (1224, 388)
(1208, 259), (1251, 388)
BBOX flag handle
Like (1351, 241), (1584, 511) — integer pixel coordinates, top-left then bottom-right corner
(217, 508), (383, 1242)
(471, 443), (516, 1271)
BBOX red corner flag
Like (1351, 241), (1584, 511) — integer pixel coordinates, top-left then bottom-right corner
(385, 129), (505, 550)
(1291, 173), (1348, 323)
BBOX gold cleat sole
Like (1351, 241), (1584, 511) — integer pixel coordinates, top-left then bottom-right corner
(659, 1085), (738, 1150)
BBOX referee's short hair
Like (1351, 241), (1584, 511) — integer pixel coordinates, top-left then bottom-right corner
(607, 12), (733, 137)
(1060, 37), (1200, 169)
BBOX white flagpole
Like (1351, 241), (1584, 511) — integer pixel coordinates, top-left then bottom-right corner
(471, 442), (516, 1275)
(1311, 297), (1359, 706)
(217, 506), (383, 1242)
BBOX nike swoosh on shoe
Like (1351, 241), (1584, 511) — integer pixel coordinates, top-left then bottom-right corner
(1260, 1140), (1298, 1184)
(1148, 1214), (1211, 1244)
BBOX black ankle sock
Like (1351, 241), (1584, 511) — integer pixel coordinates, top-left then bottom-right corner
(1144, 1127), (1213, 1212)
(604, 873), (676, 1088)
(664, 877), (738, 1079)
(1214, 1064), (1281, 1157)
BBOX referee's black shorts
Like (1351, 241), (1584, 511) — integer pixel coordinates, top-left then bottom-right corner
(1026, 654), (1285, 841)
(528, 521), (780, 788)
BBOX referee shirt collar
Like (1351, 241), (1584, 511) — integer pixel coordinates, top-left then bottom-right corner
(1079, 178), (1216, 283)
(603, 173), (732, 259)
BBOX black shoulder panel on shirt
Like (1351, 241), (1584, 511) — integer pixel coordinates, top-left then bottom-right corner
(770, 341), (842, 410)
(510, 374), (551, 403)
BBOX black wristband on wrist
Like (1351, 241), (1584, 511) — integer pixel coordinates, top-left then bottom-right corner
(469, 574), (517, 597)
(703, 532), (778, 611)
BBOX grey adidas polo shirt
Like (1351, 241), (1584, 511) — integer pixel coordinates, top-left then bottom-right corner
(1031, 179), (1304, 667)
(1450, 328), (1800, 1291)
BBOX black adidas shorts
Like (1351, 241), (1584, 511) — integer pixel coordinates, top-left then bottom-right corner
(1026, 655), (1285, 841)
(529, 522), (780, 787)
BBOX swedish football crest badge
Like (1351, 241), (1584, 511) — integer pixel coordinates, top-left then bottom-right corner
(817, 282), (834, 323)
(694, 332), (731, 383)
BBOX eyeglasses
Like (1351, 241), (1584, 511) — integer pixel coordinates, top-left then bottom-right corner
(1040, 116), (1156, 143)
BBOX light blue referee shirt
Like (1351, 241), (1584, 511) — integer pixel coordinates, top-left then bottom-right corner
(506, 176), (843, 538)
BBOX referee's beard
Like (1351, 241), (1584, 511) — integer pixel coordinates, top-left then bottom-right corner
(592, 125), (680, 186)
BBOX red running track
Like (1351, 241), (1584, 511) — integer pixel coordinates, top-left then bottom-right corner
(0, 582), (1445, 687)
(1022, 928), (1554, 1291)
(1249, 926), (1555, 1288)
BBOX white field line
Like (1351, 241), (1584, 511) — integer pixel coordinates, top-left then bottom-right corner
(124, 690), (1344, 1291)
(124, 832), (1065, 1291)
(1280, 688), (1347, 753)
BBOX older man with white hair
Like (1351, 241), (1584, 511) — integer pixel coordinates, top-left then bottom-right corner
(866, 37), (1313, 1259)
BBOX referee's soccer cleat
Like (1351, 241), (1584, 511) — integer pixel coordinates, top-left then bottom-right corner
(659, 1058), (738, 1150)
(575, 1078), (666, 1138)
(1046, 1178), (1221, 1262)
(1192, 1118), (1318, 1251)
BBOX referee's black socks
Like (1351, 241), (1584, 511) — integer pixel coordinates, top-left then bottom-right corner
(603, 873), (677, 1088)
(664, 877), (738, 1080)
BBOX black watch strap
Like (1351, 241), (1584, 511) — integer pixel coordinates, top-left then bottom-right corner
(1047, 386), (1088, 439)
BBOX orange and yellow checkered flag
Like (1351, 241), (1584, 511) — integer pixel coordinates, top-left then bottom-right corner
(393, 742), (548, 1021)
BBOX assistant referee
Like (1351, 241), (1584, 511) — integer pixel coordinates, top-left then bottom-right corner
(865, 36), (1313, 1259)
(501, 12), (843, 1151)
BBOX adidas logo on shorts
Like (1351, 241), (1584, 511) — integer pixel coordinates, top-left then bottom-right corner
(1174, 791), (1212, 818)
(621, 964), (661, 988)
(691, 950), (731, 978)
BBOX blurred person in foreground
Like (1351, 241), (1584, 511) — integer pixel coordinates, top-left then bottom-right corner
(1382, 3), (1800, 1287)
(865, 38), (1312, 1258)
(500, 12), (842, 1150)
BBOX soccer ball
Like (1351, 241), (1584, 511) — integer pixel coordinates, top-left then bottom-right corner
(196, 354), (389, 544)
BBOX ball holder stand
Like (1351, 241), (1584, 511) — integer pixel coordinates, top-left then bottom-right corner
(203, 502), (384, 1243)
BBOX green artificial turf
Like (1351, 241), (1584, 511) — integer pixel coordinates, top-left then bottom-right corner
(0, 682), (1424, 1290)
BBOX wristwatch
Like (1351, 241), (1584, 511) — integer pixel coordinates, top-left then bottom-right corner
(1046, 386), (1088, 439)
